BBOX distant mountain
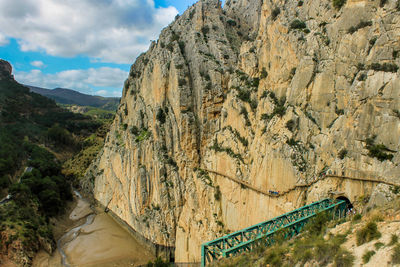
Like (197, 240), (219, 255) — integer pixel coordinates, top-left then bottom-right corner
(27, 86), (120, 111)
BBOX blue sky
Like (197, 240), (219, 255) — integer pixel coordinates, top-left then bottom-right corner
(0, 0), (204, 97)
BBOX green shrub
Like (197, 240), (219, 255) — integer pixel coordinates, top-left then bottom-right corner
(0, 175), (10, 188)
(393, 244), (400, 264)
(338, 149), (348, 159)
(146, 257), (170, 267)
(260, 68), (268, 79)
(210, 141), (244, 163)
(290, 19), (307, 30)
(334, 248), (355, 267)
(362, 250), (375, 264)
(237, 88), (251, 103)
(357, 63), (365, 70)
(374, 242), (384, 250)
(365, 136), (394, 161)
(332, 0), (346, 9)
(348, 21), (372, 34)
(389, 234), (398, 246)
(391, 185), (400, 194)
(397, 0), (400, 11)
(286, 119), (296, 132)
(380, 0), (388, 7)
(201, 26), (210, 36)
(369, 36), (378, 46)
(252, 78), (260, 88)
(130, 126), (139, 135)
(352, 213), (362, 222)
(166, 43), (174, 52)
(271, 7), (280, 21)
(367, 144), (393, 161)
(358, 73), (367, 81)
(261, 113), (270, 120)
(286, 138), (298, 147)
(170, 31), (179, 42)
(263, 246), (286, 267)
(214, 186), (221, 201)
(240, 107), (250, 126)
(369, 63), (399, 73)
(178, 78), (187, 86)
(135, 130), (151, 143)
(261, 90), (269, 98)
(356, 222), (381, 246)
(227, 20), (237, 27)
(250, 99), (258, 111)
(304, 211), (331, 236)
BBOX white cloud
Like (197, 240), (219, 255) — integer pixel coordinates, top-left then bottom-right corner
(95, 90), (108, 96)
(14, 67), (127, 96)
(30, 60), (45, 68)
(0, 0), (178, 64)
(0, 32), (9, 46)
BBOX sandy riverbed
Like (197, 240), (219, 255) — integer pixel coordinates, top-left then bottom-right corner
(33, 193), (155, 267)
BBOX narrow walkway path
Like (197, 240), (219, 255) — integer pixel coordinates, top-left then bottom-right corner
(201, 168), (400, 198)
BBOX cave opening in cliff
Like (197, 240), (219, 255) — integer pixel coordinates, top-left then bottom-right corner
(336, 196), (353, 212)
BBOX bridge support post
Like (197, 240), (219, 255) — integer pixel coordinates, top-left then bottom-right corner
(201, 245), (206, 267)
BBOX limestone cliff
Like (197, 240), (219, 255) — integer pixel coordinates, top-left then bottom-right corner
(86, 0), (400, 262)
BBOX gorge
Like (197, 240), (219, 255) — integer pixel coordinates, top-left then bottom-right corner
(83, 0), (400, 263)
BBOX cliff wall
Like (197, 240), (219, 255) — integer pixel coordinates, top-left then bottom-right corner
(86, 0), (400, 262)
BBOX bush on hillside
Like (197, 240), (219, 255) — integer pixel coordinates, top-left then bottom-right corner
(356, 222), (381, 245)
(332, 0), (346, 9)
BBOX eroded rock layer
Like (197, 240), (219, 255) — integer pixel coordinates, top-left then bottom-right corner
(86, 0), (400, 262)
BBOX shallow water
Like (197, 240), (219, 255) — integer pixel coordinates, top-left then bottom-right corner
(33, 191), (154, 267)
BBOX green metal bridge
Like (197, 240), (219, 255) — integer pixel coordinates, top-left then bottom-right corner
(201, 198), (348, 266)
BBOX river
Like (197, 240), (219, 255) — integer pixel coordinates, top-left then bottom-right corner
(33, 191), (155, 267)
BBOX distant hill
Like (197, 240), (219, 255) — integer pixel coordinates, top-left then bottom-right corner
(27, 86), (120, 111)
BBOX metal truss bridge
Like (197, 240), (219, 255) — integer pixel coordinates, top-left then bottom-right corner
(201, 198), (347, 266)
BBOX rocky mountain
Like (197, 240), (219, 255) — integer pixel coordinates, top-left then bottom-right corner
(28, 86), (120, 111)
(86, 0), (400, 263)
(0, 59), (12, 79)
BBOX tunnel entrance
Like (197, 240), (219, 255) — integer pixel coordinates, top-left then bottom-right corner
(336, 196), (353, 213)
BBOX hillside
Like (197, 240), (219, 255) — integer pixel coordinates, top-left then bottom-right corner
(214, 197), (400, 267)
(0, 59), (105, 266)
(27, 85), (120, 111)
(85, 0), (400, 264)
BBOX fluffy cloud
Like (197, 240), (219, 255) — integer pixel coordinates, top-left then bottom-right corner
(15, 67), (128, 96)
(0, 33), (9, 46)
(0, 0), (178, 63)
(31, 61), (45, 68)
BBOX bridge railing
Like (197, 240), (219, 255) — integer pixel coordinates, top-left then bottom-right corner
(201, 198), (347, 266)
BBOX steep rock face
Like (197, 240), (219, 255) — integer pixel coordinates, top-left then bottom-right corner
(88, 0), (400, 262)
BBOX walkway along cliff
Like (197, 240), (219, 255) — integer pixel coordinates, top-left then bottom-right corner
(84, 0), (400, 262)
